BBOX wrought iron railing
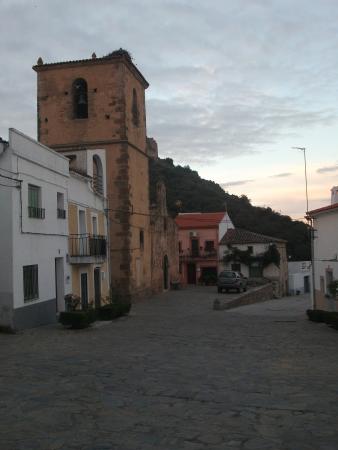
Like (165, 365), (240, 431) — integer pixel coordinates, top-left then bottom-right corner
(57, 208), (66, 219)
(69, 234), (107, 257)
(28, 206), (45, 219)
(179, 249), (218, 259)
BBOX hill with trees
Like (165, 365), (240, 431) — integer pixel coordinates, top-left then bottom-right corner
(149, 157), (310, 260)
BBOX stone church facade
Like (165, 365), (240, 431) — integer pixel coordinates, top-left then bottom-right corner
(33, 49), (177, 299)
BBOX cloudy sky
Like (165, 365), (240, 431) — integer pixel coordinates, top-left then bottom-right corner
(1, 0), (338, 219)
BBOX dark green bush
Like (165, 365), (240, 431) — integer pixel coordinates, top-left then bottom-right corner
(306, 309), (327, 322)
(59, 310), (96, 329)
(307, 309), (338, 330)
(323, 311), (338, 329)
(97, 304), (121, 320)
(97, 301), (131, 321)
(306, 309), (326, 323)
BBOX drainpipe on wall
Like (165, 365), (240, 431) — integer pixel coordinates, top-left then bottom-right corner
(309, 217), (316, 310)
(104, 200), (112, 295)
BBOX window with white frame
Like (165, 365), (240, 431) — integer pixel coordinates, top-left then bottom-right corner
(28, 184), (45, 219)
(57, 192), (66, 219)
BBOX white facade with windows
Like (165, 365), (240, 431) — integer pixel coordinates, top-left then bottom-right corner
(308, 195), (338, 310)
(0, 129), (71, 330)
(288, 261), (311, 295)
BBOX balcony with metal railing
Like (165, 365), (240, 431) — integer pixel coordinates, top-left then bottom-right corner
(179, 248), (218, 260)
(57, 208), (66, 219)
(28, 206), (45, 219)
(68, 234), (107, 264)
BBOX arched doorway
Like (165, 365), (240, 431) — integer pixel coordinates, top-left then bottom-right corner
(163, 255), (169, 290)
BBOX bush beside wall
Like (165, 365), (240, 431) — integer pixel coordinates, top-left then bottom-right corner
(59, 309), (96, 329)
(97, 301), (131, 321)
(306, 309), (338, 330)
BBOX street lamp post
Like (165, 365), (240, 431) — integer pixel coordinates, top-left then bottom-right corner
(292, 147), (309, 213)
(292, 146), (316, 309)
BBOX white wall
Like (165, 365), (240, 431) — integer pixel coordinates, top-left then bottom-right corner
(8, 129), (71, 311)
(313, 211), (338, 262)
(0, 141), (15, 324)
(64, 148), (107, 198)
(219, 242), (281, 279)
(69, 172), (106, 217)
(313, 209), (338, 293)
(218, 212), (234, 242)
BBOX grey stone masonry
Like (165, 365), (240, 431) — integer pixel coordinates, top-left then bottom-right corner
(214, 283), (274, 311)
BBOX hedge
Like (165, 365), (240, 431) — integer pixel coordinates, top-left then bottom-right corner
(97, 302), (131, 321)
(306, 309), (338, 330)
(59, 309), (96, 329)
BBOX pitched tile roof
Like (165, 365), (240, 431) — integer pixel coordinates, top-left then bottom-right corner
(307, 202), (338, 217)
(175, 212), (225, 229)
(219, 228), (286, 245)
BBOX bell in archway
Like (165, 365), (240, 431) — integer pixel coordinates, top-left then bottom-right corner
(78, 93), (87, 105)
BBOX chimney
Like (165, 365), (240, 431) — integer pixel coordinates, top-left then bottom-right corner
(331, 186), (338, 204)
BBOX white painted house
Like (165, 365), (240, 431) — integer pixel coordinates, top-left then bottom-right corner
(219, 228), (288, 297)
(0, 129), (71, 330)
(288, 261), (311, 296)
(308, 187), (338, 310)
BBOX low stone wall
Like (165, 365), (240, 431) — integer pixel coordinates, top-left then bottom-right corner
(213, 283), (274, 311)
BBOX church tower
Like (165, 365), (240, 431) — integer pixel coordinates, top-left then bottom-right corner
(33, 50), (152, 298)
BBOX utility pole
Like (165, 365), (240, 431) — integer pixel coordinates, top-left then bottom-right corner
(292, 146), (316, 309)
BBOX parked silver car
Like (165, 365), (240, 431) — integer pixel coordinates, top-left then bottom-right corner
(217, 271), (247, 293)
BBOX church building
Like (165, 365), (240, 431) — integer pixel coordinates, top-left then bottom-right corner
(33, 49), (152, 299)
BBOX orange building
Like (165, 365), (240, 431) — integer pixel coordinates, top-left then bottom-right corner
(175, 212), (234, 284)
(33, 50), (152, 299)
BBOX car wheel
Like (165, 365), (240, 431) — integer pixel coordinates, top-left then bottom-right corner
(217, 287), (222, 293)
(238, 286), (243, 293)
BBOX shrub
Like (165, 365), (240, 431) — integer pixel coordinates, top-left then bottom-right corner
(306, 309), (326, 323)
(97, 300), (131, 321)
(323, 311), (338, 329)
(59, 310), (96, 329)
(306, 309), (338, 330)
(64, 293), (81, 311)
(97, 304), (121, 320)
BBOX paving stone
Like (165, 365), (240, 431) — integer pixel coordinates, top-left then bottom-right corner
(0, 290), (338, 449)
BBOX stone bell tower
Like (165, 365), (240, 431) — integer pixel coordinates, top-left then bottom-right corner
(33, 49), (152, 298)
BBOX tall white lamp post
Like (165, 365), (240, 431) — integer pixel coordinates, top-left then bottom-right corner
(292, 146), (316, 308)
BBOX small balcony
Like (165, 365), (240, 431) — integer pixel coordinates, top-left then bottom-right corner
(28, 206), (45, 219)
(57, 208), (66, 219)
(179, 249), (218, 260)
(69, 234), (107, 264)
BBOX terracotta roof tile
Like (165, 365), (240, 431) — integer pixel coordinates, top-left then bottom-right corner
(307, 202), (338, 216)
(175, 212), (225, 229)
(219, 228), (286, 245)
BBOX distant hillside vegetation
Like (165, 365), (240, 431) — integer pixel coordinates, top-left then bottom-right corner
(149, 157), (310, 261)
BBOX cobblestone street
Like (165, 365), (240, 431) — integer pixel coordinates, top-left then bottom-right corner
(1, 288), (338, 450)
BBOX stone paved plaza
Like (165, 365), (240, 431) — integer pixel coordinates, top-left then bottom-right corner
(1, 287), (338, 450)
